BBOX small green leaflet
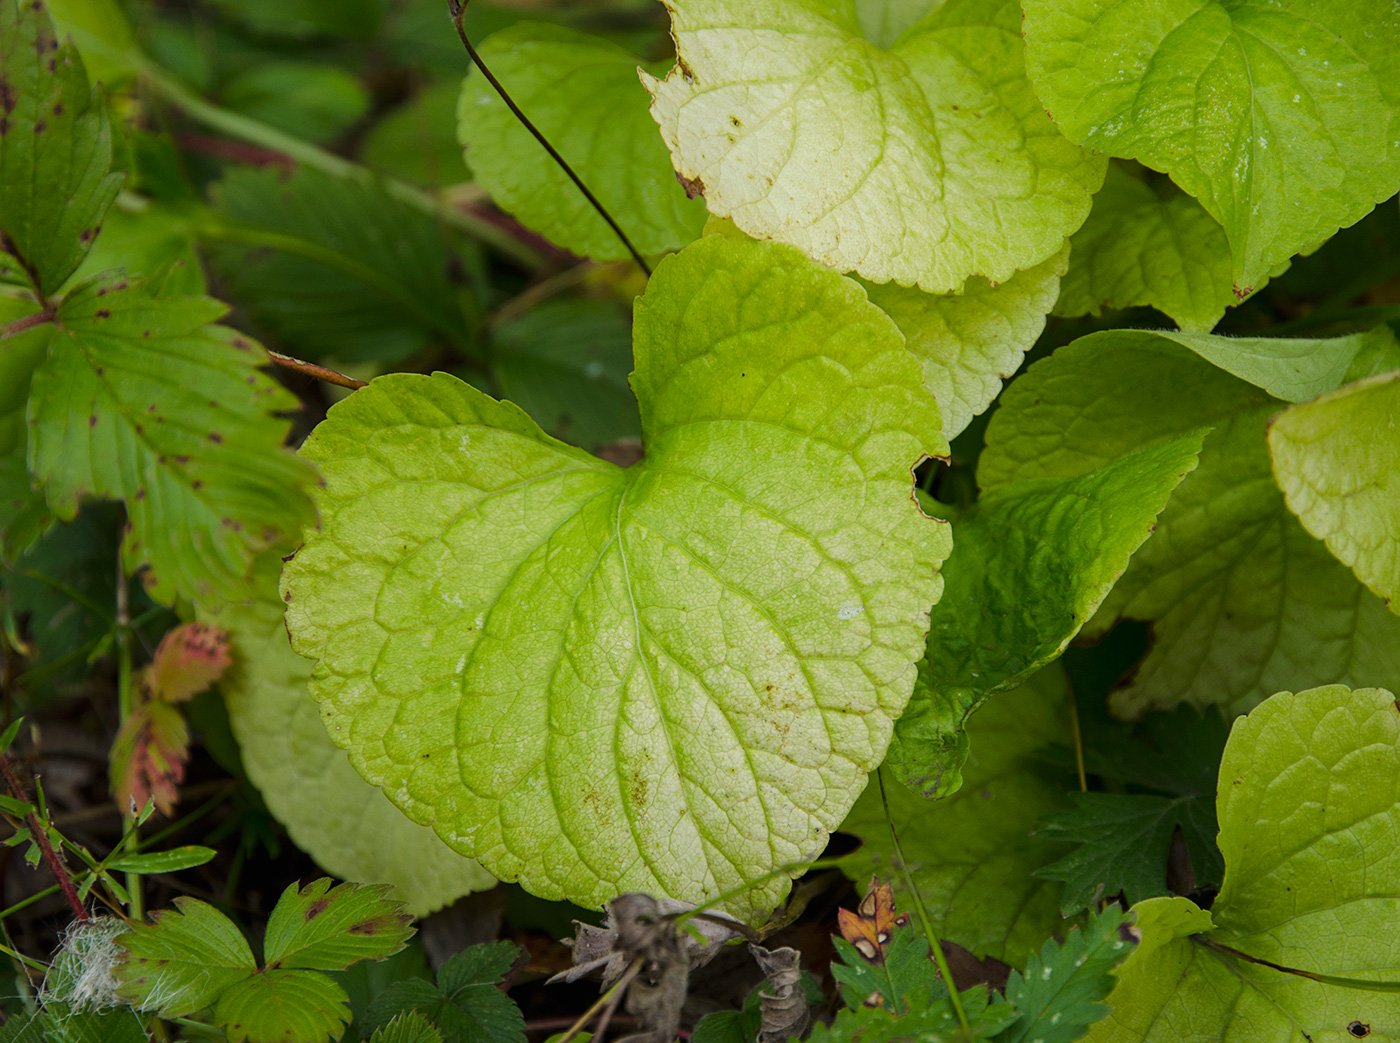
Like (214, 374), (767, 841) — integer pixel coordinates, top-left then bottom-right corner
(207, 166), (478, 365)
(0, 0), (123, 295)
(25, 273), (317, 606)
(115, 896), (259, 1017)
(458, 22), (706, 261)
(362, 941), (525, 1043)
(980, 329), (1400, 717)
(645, 0), (1104, 293)
(1022, 0), (1400, 293)
(116, 880), (414, 1043)
(201, 553), (496, 917)
(262, 879), (414, 971)
(1086, 685), (1400, 1043)
(809, 984), (1018, 1043)
(887, 434), (1203, 799)
(282, 234), (950, 919)
(1054, 163), (1253, 332)
(1270, 371), (1400, 609)
(369, 1012), (445, 1043)
(999, 905), (1134, 1043)
(840, 668), (1075, 966)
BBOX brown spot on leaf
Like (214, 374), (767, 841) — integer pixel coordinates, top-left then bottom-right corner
(305, 898), (331, 920)
(677, 171), (705, 199)
(88, 415), (98, 428)
(51, 102), (63, 116)
(96, 309), (109, 319)
(134, 488), (145, 500)
(208, 432), (223, 444)
(191, 480), (203, 490)
(1349, 1023), (1371, 1039)
(32, 119), (45, 134)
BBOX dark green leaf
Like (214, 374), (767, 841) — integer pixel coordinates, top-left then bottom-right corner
(491, 297), (639, 451)
(998, 905), (1134, 1043)
(363, 941), (524, 1043)
(220, 62), (369, 144)
(0, 0), (123, 294)
(1035, 794), (1196, 915)
(207, 166), (479, 364)
(369, 1011), (445, 1043)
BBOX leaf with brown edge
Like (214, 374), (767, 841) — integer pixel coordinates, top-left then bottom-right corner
(837, 878), (910, 965)
(143, 621), (232, 703)
(262, 880), (414, 972)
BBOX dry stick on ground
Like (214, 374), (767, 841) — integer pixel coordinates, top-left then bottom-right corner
(0, 754), (89, 923)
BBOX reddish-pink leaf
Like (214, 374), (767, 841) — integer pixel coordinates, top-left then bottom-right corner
(111, 702), (190, 817)
(145, 622), (233, 704)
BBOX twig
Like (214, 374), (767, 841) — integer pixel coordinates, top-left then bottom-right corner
(555, 958), (642, 1043)
(0, 754), (88, 923)
(266, 351), (368, 390)
(877, 768), (969, 1032)
(447, 0), (653, 279)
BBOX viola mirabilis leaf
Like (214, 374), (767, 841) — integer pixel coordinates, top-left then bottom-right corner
(888, 433), (1204, 799)
(1086, 685), (1400, 1042)
(840, 668), (1076, 967)
(644, 0), (1105, 293)
(1269, 371), (1400, 610)
(281, 234), (951, 919)
(201, 553), (496, 916)
(981, 329), (1400, 718)
(1022, 0), (1400, 293)
(0, 0), (123, 295)
(459, 22), (707, 261)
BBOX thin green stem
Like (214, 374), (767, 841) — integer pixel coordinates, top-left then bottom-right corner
(113, 563), (142, 922)
(140, 66), (543, 270)
(877, 768), (970, 1034)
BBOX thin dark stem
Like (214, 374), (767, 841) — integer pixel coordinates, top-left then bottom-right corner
(0, 307), (54, 343)
(447, 0), (653, 279)
(0, 754), (88, 922)
(266, 351), (368, 390)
